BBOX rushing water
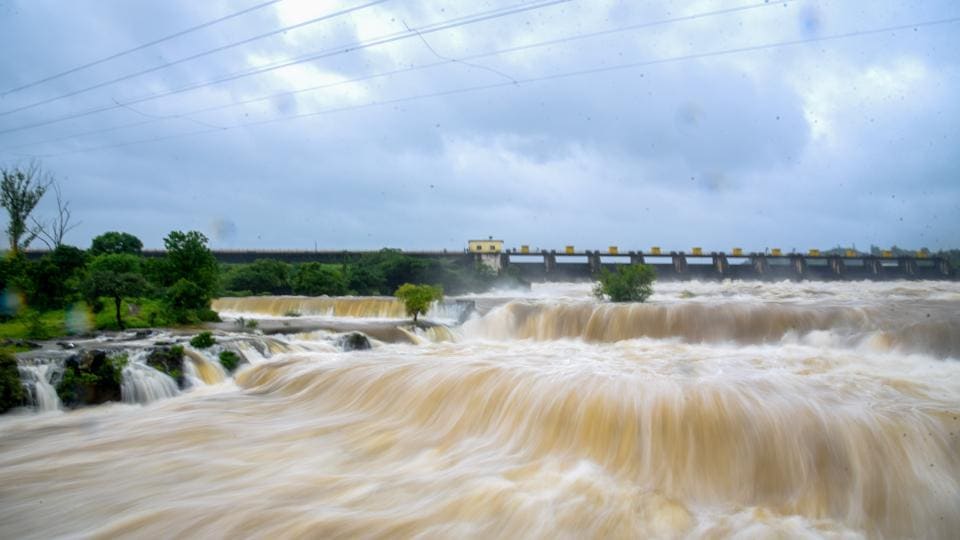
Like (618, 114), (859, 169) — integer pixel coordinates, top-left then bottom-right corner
(121, 352), (180, 405)
(1, 280), (959, 538)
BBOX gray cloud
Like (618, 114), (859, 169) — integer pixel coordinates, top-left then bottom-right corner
(0, 0), (958, 252)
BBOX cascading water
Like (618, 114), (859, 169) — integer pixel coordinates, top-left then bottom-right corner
(182, 347), (228, 386)
(461, 299), (960, 358)
(212, 295), (466, 322)
(121, 352), (179, 404)
(1, 280), (958, 539)
(17, 363), (61, 412)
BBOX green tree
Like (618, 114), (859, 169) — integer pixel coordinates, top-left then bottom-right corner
(346, 264), (385, 295)
(0, 253), (30, 317)
(394, 283), (443, 323)
(27, 245), (88, 310)
(163, 231), (218, 294)
(222, 259), (291, 295)
(292, 263), (348, 296)
(90, 231), (143, 256)
(165, 278), (209, 323)
(363, 249), (429, 292)
(0, 162), (50, 255)
(84, 254), (148, 329)
(593, 264), (656, 302)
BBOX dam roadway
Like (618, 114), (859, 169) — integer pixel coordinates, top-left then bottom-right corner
(139, 248), (955, 281)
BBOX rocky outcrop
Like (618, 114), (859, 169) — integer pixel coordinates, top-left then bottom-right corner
(57, 350), (124, 408)
(146, 346), (186, 388)
(0, 352), (25, 413)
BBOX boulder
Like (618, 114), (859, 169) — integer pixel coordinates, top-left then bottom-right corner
(338, 332), (372, 351)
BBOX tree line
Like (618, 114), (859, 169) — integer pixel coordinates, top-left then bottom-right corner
(0, 230), (220, 331)
(219, 250), (500, 298)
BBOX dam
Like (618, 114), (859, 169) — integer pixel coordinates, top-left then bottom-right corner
(124, 247), (954, 281)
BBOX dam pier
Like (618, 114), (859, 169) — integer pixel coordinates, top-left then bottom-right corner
(489, 249), (954, 281)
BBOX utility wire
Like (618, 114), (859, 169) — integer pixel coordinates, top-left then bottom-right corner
(26, 15), (959, 159)
(0, 0), (571, 135)
(0, 0), (389, 116)
(3, 0), (792, 151)
(1, 0), (287, 97)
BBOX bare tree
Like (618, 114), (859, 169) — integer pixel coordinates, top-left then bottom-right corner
(0, 161), (52, 255)
(31, 181), (80, 249)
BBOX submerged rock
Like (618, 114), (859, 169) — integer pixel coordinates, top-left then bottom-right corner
(338, 332), (372, 351)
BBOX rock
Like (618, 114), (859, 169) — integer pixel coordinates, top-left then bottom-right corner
(338, 332), (372, 351)
(146, 346), (186, 388)
(58, 350), (122, 408)
(57, 341), (77, 350)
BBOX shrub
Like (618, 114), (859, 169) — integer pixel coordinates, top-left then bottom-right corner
(218, 351), (240, 372)
(106, 353), (129, 385)
(0, 351), (25, 413)
(146, 345), (185, 386)
(593, 264), (656, 302)
(189, 331), (215, 349)
(394, 283), (443, 322)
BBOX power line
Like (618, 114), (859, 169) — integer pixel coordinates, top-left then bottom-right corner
(1, 0), (287, 97)
(2, 0), (792, 151)
(28, 15), (960, 159)
(0, 0), (571, 135)
(0, 0), (389, 117)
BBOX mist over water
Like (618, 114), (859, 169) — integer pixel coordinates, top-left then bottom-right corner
(2, 280), (959, 538)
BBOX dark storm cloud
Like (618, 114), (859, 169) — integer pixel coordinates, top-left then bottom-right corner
(0, 0), (958, 251)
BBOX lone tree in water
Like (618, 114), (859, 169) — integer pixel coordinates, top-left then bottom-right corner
(394, 283), (443, 323)
(593, 264), (655, 302)
(0, 161), (52, 255)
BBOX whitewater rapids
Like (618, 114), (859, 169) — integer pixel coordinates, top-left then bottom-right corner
(1, 280), (959, 538)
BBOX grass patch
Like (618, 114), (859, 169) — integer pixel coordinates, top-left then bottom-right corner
(91, 297), (175, 330)
(0, 310), (69, 340)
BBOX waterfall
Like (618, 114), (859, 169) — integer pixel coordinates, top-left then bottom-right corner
(183, 347), (227, 386)
(121, 352), (179, 404)
(17, 364), (62, 412)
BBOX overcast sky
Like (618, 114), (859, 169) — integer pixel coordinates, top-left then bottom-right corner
(0, 0), (957, 251)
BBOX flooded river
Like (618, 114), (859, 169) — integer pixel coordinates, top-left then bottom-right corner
(1, 280), (958, 538)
